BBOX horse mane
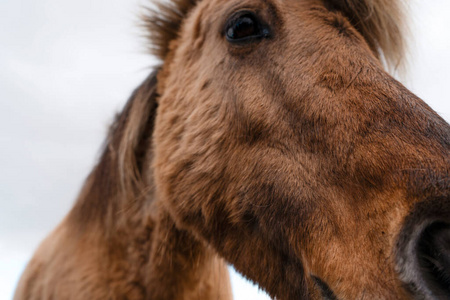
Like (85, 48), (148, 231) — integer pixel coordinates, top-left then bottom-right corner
(143, 0), (407, 69)
(68, 71), (159, 230)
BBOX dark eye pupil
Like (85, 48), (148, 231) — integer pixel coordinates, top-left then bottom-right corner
(227, 16), (257, 40)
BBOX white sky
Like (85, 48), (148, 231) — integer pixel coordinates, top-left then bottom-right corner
(0, 1), (449, 299)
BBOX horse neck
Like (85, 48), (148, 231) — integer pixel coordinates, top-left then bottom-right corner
(144, 209), (232, 299)
(67, 158), (232, 300)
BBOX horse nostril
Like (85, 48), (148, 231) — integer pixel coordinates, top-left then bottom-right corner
(416, 221), (450, 297)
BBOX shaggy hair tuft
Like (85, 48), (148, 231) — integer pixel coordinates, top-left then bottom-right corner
(143, 0), (198, 60)
(327, 0), (408, 71)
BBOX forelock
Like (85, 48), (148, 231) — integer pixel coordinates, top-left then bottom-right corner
(143, 0), (199, 60)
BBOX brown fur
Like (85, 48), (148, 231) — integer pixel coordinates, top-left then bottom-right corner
(15, 0), (449, 299)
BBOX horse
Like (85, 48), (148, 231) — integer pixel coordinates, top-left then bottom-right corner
(14, 0), (450, 299)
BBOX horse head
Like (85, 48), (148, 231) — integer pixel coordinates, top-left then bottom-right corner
(150, 0), (450, 298)
(14, 1), (450, 299)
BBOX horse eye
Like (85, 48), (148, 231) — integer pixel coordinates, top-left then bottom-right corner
(225, 12), (269, 44)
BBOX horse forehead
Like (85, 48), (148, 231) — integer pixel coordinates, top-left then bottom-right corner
(196, 0), (287, 15)
(209, 0), (315, 10)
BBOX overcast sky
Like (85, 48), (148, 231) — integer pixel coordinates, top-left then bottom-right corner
(0, 1), (449, 299)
